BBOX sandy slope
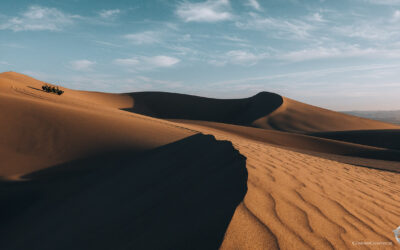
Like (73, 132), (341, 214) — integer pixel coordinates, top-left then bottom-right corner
(0, 72), (248, 249)
(0, 72), (195, 177)
(173, 122), (400, 249)
(253, 97), (399, 132)
(173, 120), (400, 172)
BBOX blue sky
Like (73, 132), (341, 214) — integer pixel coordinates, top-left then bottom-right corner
(1, 0), (400, 110)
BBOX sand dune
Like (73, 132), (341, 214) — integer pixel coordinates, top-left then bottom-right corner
(0, 92), (194, 177)
(0, 72), (248, 249)
(126, 91), (399, 133)
(254, 97), (399, 132)
(2, 71), (400, 249)
(0, 72), (195, 177)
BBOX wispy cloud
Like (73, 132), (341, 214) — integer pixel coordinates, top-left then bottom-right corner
(114, 55), (180, 70)
(0, 5), (79, 31)
(98, 9), (121, 19)
(221, 35), (248, 43)
(93, 40), (122, 48)
(334, 23), (396, 40)
(0, 43), (26, 48)
(226, 50), (267, 65)
(209, 50), (268, 66)
(306, 12), (325, 22)
(278, 45), (400, 62)
(245, 0), (262, 11)
(136, 76), (183, 89)
(176, 0), (232, 22)
(236, 13), (315, 40)
(364, 0), (400, 5)
(70, 60), (96, 71)
(0, 61), (11, 65)
(124, 31), (161, 44)
(393, 10), (400, 21)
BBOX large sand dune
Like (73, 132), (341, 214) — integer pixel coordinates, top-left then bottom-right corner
(126, 91), (399, 133)
(1, 71), (400, 249)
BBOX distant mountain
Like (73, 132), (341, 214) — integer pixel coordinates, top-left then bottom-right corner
(343, 110), (400, 125)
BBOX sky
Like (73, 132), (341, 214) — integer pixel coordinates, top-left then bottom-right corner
(1, 0), (400, 111)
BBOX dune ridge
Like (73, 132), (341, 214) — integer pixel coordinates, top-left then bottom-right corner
(172, 120), (400, 171)
(125, 91), (399, 133)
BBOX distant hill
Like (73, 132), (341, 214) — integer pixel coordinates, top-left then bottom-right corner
(343, 110), (400, 125)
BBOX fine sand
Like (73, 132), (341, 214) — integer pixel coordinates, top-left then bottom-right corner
(1, 71), (400, 249)
(172, 121), (400, 249)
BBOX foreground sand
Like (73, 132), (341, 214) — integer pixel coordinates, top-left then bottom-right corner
(173, 122), (400, 249)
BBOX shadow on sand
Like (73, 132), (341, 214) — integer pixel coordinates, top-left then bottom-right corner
(0, 134), (247, 250)
(123, 91), (283, 126)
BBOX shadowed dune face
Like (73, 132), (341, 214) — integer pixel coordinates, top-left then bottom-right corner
(0, 134), (248, 250)
(125, 91), (399, 133)
(309, 130), (400, 151)
(125, 91), (283, 126)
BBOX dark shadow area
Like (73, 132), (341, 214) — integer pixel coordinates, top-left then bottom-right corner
(27, 86), (42, 91)
(309, 129), (400, 151)
(123, 91), (283, 126)
(0, 134), (247, 250)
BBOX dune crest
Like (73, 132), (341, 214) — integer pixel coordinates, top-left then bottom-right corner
(124, 90), (399, 133)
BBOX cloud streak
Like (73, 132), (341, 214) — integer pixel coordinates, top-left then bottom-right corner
(114, 55), (180, 70)
(124, 31), (161, 44)
(209, 50), (268, 66)
(98, 9), (121, 19)
(235, 13), (315, 40)
(246, 0), (262, 11)
(176, 0), (232, 22)
(70, 60), (96, 71)
(0, 5), (79, 31)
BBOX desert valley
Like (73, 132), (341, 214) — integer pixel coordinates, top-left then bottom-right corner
(1, 71), (399, 249)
